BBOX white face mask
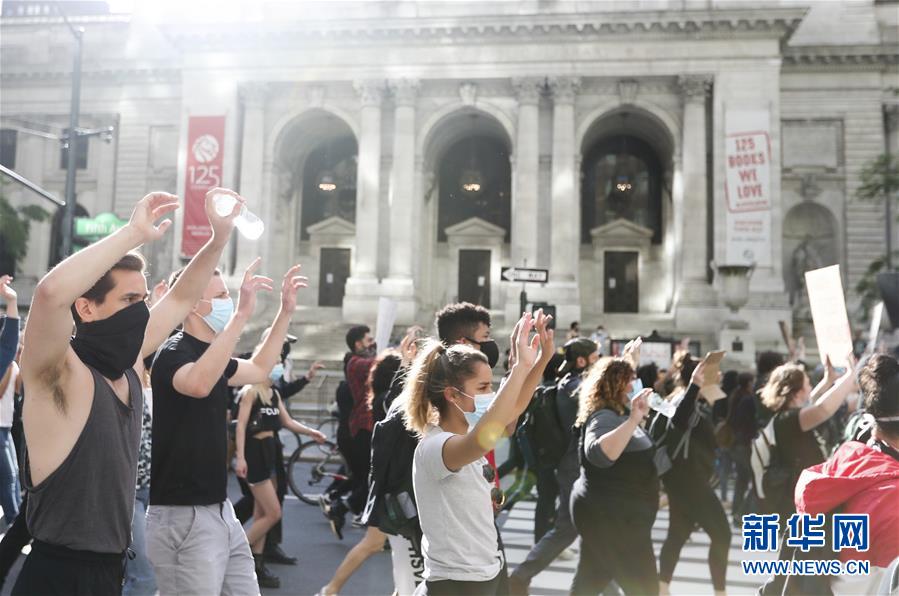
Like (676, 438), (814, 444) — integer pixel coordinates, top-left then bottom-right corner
(454, 388), (496, 429)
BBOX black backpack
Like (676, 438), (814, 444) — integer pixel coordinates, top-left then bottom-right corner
(525, 384), (570, 467)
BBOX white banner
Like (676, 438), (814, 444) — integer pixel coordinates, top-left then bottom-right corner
(805, 264), (853, 368)
(725, 110), (772, 266)
(375, 297), (398, 351)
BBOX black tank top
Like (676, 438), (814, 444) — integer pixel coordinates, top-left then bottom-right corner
(247, 387), (282, 435)
(25, 366), (142, 553)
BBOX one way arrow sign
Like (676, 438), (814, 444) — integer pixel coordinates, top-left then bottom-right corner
(501, 267), (549, 283)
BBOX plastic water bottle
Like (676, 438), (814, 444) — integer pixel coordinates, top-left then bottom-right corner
(213, 194), (264, 240)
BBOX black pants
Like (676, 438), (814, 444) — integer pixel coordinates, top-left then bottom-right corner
(12, 540), (124, 596)
(425, 571), (502, 596)
(0, 493), (30, 588)
(534, 464), (559, 542)
(571, 494), (658, 596)
(659, 480), (732, 591)
(345, 430), (372, 514)
(234, 435), (287, 545)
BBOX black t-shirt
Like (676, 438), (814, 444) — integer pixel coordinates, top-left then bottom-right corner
(150, 332), (239, 506)
(248, 387), (282, 434)
(773, 408), (829, 471)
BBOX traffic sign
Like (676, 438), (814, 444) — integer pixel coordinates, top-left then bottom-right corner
(501, 267), (549, 283)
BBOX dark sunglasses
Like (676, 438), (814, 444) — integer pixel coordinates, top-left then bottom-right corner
(482, 464), (505, 508)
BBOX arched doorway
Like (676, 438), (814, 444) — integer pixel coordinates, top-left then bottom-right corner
(272, 109), (358, 309)
(420, 109), (512, 310)
(579, 108), (675, 315)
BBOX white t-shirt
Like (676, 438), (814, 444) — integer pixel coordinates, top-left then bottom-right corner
(0, 361), (17, 428)
(412, 425), (501, 583)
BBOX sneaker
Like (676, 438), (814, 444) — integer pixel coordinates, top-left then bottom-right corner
(557, 547), (577, 561)
(254, 554), (281, 589)
(264, 544), (297, 566)
(351, 514), (364, 528)
(318, 494), (331, 516)
(328, 503), (346, 540)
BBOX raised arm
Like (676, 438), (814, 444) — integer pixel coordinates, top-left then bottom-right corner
(442, 313), (538, 472)
(230, 264), (307, 386)
(172, 258), (272, 398)
(141, 188), (243, 358)
(798, 359), (858, 432)
(0, 277), (20, 375)
(595, 391), (651, 464)
(22, 193), (178, 381)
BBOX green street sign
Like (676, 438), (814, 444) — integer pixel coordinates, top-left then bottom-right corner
(74, 212), (127, 238)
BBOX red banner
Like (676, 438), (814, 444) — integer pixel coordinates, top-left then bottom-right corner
(181, 116), (225, 258)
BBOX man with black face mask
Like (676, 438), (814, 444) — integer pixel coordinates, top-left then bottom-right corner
(15, 188), (245, 596)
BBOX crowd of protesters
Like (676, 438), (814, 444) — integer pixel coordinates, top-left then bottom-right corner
(0, 187), (895, 596)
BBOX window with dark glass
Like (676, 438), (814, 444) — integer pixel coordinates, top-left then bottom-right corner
(300, 136), (358, 240)
(0, 129), (16, 169)
(59, 128), (89, 170)
(581, 135), (663, 244)
(437, 135), (511, 242)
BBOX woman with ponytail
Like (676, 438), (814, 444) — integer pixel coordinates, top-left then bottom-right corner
(403, 311), (553, 595)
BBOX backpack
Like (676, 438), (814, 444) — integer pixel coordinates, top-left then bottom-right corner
(525, 384), (570, 467)
(334, 380), (354, 426)
(750, 414), (799, 517)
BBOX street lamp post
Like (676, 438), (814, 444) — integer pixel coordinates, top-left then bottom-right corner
(59, 9), (84, 260)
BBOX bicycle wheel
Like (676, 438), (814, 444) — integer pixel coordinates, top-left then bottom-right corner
(287, 440), (350, 505)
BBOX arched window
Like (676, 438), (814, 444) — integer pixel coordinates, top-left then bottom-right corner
(300, 136), (357, 240)
(581, 135), (663, 244)
(437, 135), (511, 242)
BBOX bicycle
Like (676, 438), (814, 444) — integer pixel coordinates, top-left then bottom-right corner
(286, 439), (350, 505)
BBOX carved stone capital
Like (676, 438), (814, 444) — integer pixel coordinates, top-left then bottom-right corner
(239, 82), (270, 108)
(677, 74), (712, 103)
(548, 76), (581, 104)
(390, 78), (420, 107)
(512, 77), (544, 106)
(459, 82), (477, 106)
(617, 79), (639, 105)
(354, 79), (385, 107)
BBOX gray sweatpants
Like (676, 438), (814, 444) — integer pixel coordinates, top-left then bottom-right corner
(146, 500), (258, 596)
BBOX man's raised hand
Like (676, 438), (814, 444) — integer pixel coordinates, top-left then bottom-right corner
(280, 264), (309, 313)
(236, 258), (274, 320)
(0, 276), (16, 304)
(128, 192), (179, 244)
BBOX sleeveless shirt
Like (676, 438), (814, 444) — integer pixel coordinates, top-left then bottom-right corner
(25, 366), (142, 553)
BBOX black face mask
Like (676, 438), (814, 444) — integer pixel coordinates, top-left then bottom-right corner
(360, 343), (377, 358)
(71, 300), (150, 380)
(467, 338), (499, 369)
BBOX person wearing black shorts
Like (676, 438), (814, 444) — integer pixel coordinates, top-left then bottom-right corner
(235, 356), (326, 588)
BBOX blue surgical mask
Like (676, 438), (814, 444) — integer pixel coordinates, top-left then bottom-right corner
(201, 297), (234, 334)
(627, 378), (644, 401)
(269, 363), (285, 383)
(455, 389), (496, 429)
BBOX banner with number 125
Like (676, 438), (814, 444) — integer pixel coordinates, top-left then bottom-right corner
(181, 115), (225, 258)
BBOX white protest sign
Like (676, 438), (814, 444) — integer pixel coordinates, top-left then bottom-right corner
(640, 342), (673, 369)
(725, 110), (772, 266)
(805, 265), (853, 367)
(375, 297), (398, 352)
(867, 301), (884, 355)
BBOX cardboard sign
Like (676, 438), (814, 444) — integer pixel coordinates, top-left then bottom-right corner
(699, 350), (727, 403)
(375, 297), (398, 352)
(181, 115), (226, 258)
(805, 265), (853, 367)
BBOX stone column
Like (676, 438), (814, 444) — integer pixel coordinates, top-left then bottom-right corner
(677, 74), (712, 303)
(343, 80), (385, 322)
(383, 78), (419, 323)
(549, 76), (581, 282)
(237, 82), (269, 273)
(511, 77), (543, 268)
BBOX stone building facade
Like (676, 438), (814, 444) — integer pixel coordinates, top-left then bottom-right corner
(2, 1), (898, 350)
